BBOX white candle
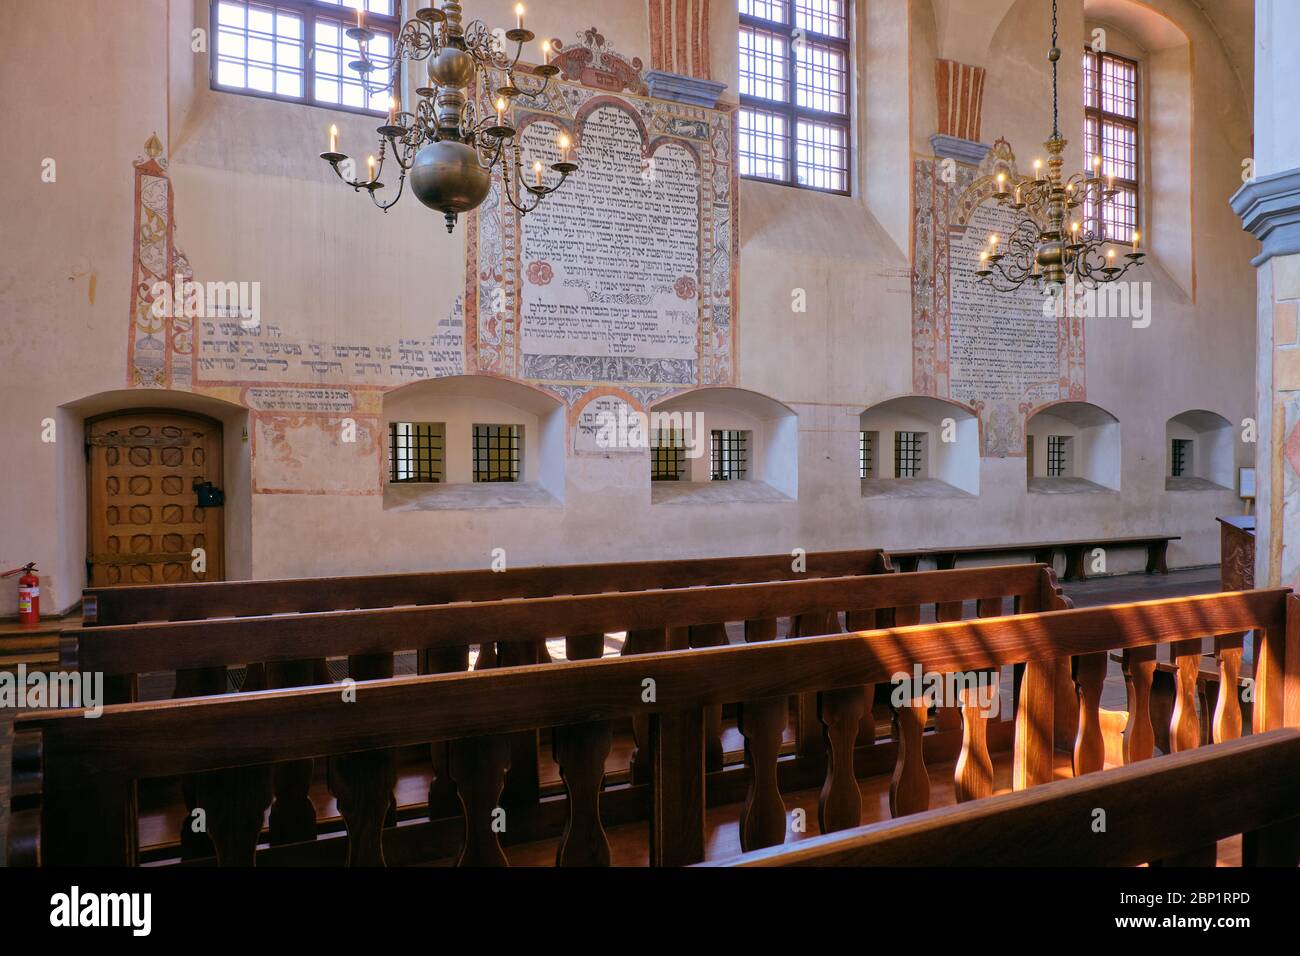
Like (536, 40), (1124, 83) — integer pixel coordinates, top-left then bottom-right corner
(495, 97), (506, 125)
(367, 154), (376, 180)
(1132, 230), (1140, 253)
(558, 133), (572, 162)
(329, 124), (338, 153)
(534, 160), (543, 187)
(515, 3), (525, 29)
(542, 39), (552, 64)
(387, 96), (396, 124)
(357, 2), (364, 29)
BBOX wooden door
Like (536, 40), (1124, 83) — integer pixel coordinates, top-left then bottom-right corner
(87, 412), (224, 586)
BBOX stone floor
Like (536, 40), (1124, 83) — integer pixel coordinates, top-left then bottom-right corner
(0, 564), (1227, 866)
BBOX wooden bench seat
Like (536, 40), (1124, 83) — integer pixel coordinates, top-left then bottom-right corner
(11, 585), (1294, 867)
(888, 533), (1180, 581)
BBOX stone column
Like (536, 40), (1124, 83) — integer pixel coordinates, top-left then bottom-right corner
(1230, 0), (1300, 589)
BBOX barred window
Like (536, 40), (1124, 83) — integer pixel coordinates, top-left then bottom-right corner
(859, 430), (877, 479)
(711, 430), (750, 481)
(473, 424), (521, 482)
(1171, 438), (1193, 478)
(739, 0), (851, 193)
(1083, 48), (1139, 243)
(1047, 435), (1070, 478)
(894, 431), (924, 479)
(389, 422), (444, 482)
(651, 429), (687, 482)
(212, 0), (396, 115)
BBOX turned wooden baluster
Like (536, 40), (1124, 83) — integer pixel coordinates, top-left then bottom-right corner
(174, 666), (226, 860)
(1121, 645), (1157, 763)
(448, 735), (512, 866)
(817, 686), (864, 832)
(739, 695), (788, 850)
(265, 658), (321, 845)
(623, 627), (668, 785)
(422, 645), (471, 819)
(194, 764), (273, 867)
(889, 603), (929, 817)
(692, 622), (731, 772)
(933, 597), (965, 732)
(1072, 652), (1108, 776)
(789, 612), (838, 757)
(1213, 633), (1245, 744)
(1169, 638), (1203, 753)
(326, 651), (397, 866)
(954, 596), (1003, 802)
(1013, 658), (1057, 790)
(844, 608), (879, 746)
(498, 639), (542, 808)
(554, 721), (614, 866)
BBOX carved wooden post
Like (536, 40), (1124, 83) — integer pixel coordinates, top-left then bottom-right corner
(817, 686), (864, 832)
(649, 708), (706, 866)
(888, 603), (929, 816)
(1169, 638), (1203, 753)
(265, 659), (320, 845)
(1072, 652), (1108, 775)
(422, 645), (471, 819)
(624, 627), (668, 785)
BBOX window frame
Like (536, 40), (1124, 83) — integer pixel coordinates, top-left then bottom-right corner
(710, 429), (751, 481)
(472, 423), (523, 483)
(1083, 47), (1141, 243)
(388, 421), (446, 483)
(1047, 435), (1071, 478)
(739, 1), (853, 196)
(209, 0), (400, 117)
(893, 430), (925, 479)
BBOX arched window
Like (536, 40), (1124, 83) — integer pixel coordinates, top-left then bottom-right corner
(649, 387), (798, 503)
(1166, 410), (1234, 491)
(1026, 402), (1121, 493)
(859, 396), (979, 497)
(382, 376), (565, 509)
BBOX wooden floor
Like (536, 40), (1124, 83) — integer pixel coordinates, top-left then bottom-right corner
(0, 565), (1235, 866)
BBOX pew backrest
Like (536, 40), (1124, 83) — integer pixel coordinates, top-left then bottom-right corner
(82, 548), (892, 625)
(702, 729), (1300, 867)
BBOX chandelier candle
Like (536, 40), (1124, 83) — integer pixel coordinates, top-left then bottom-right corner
(317, 0), (578, 232)
(975, 0), (1145, 291)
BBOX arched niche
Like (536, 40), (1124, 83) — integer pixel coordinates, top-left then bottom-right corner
(648, 387), (798, 504)
(1166, 409), (1234, 490)
(381, 375), (565, 510)
(859, 396), (979, 497)
(1026, 401), (1122, 493)
(55, 388), (253, 605)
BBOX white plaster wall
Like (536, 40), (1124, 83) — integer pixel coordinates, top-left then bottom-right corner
(0, 0), (1261, 614)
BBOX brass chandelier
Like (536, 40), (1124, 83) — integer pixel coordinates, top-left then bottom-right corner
(319, 1), (577, 232)
(975, 0), (1144, 292)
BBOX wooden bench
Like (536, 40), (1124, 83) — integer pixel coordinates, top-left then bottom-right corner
(80, 548), (891, 626)
(704, 729), (1300, 867)
(56, 562), (1062, 864)
(12, 585), (1295, 867)
(889, 533), (1180, 581)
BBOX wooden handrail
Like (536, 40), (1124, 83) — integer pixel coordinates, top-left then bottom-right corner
(82, 548), (890, 625)
(703, 729), (1300, 867)
(25, 588), (1290, 781)
(65, 564), (1049, 674)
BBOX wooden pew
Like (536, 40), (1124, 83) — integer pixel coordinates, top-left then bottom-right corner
(890, 533), (1180, 581)
(77, 547), (896, 851)
(60, 563), (1059, 863)
(703, 729), (1300, 866)
(80, 549), (893, 625)
(12, 585), (1296, 867)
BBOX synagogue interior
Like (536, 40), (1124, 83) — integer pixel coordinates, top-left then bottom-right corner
(2, 0), (1299, 901)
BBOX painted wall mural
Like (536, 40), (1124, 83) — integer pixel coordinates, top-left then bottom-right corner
(912, 139), (1086, 456)
(467, 32), (738, 419)
(122, 28), (737, 496)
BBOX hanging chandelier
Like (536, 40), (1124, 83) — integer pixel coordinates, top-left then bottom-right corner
(318, 1), (577, 232)
(975, 0), (1144, 292)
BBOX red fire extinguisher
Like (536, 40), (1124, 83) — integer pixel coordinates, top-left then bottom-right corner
(2, 563), (40, 628)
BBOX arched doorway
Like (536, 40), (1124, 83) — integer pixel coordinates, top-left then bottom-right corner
(85, 409), (225, 586)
